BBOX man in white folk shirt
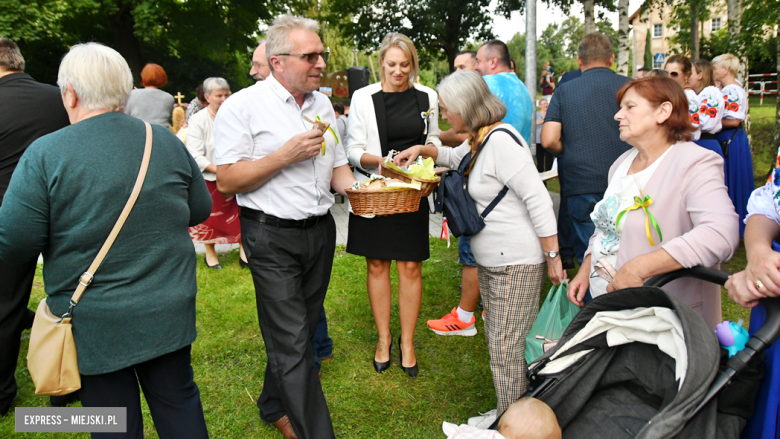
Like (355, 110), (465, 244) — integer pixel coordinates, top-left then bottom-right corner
(214, 15), (355, 439)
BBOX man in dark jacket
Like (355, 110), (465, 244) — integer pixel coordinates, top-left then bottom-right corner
(541, 33), (631, 271)
(0, 37), (70, 415)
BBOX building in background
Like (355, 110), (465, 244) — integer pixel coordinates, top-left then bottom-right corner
(630, 2), (726, 76)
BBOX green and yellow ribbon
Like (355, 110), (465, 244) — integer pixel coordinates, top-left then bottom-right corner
(315, 116), (339, 156)
(615, 195), (663, 246)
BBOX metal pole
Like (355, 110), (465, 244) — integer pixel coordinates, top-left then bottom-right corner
(525, 0), (537, 146)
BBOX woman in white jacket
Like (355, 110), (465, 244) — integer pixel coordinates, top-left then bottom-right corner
(345, 33), (441, 377)
(185, 77), (245, 268)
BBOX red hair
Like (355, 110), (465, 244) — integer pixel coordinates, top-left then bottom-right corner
(140, 63), (168, 87)
(616, 77), (695, 143)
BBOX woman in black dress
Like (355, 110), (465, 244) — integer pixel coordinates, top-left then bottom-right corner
(344, 33), (441, 377)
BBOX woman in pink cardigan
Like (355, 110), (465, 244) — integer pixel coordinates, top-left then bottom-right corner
(567, 76), (740, 328)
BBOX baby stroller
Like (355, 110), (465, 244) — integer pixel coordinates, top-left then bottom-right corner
(489, 266), (779, 438)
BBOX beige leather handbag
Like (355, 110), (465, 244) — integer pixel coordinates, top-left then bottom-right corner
(27, 122), (153, 396)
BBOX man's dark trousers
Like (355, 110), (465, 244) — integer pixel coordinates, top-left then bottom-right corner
(242, 211), (336, 439)
(557, 177), (576, 263)
(311, 307), (333, 372)
(567, 193), (603, 262)
(0, 259), (38, 415)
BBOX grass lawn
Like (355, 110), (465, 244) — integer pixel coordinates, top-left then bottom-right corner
(0, 98), (775, 437)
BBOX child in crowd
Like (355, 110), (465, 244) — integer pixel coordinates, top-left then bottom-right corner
(443, 398), (561, 439)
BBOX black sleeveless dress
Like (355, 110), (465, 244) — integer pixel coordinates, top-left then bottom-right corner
(346, 88), (430, 261)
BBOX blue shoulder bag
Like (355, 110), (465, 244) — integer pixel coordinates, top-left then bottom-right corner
(433, 128), (522, 237)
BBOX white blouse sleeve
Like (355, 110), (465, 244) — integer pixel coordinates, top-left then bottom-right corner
(722, 84), (747, 121)
(746, 146), (780, 224)
(685, 89), (701, 141)
(697, 86), (724, 134)
(345, 91), (371, 170)
(185, 114), (213, 173)
(424, 88), (442, 148)
(746, 183), (780, 225)
(434, 141), (471, 169)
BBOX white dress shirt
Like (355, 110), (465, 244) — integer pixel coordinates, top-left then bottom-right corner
(186, 109), (216, 181)
(214, 73), (348, 220)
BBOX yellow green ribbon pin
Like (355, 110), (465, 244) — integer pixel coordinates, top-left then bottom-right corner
(315, 116), (339, 156)
(615, 195), (663, 246)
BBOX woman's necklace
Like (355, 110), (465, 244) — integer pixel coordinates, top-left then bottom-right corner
(207, 106), (216, 119)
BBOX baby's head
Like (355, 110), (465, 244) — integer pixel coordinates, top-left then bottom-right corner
(498, 398), (561, 439)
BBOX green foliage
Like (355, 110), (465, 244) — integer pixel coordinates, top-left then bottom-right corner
(664, 0), (715, 55)
(328, 0), (512, 70)
(509, 16), (617, 87)
(0, 0), (286, 97)
(644, 25), (653, 69)
(660, 0), (777, 73)
(731, 0), (778, 73)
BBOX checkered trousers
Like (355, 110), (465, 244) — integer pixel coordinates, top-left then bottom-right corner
(478, 262), (546, 415)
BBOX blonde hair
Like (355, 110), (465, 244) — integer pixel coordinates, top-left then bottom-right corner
(498, 398), (561, 439)
(437, 71), (506, 132)
(171, 106), (185, 134)
(712, 53), (741, 77)
(266, 15), (320, 70)
(378, 33), (419, 86)
(57, 42), (133, 112)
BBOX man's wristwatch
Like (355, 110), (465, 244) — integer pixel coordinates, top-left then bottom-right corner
(544, 250), (559, 258)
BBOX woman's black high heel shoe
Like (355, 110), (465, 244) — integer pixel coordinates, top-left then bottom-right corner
(373, 336), (392, 373)
(398, 336), (419, 378)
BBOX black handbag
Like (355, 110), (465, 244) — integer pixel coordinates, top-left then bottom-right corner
(433, 128), (522, 237)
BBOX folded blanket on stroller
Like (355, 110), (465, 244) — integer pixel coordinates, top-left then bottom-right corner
(539, 307), (687, 387)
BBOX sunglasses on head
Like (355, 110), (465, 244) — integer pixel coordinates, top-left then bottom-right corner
(277, 52), (330, 64)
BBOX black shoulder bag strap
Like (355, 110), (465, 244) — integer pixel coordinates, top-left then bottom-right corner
(463, 127), (524, 218)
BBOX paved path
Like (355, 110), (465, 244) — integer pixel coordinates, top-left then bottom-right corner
(194, 190), (560, 253)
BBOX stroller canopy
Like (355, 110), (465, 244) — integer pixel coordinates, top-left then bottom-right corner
(526, 287), (733, 439)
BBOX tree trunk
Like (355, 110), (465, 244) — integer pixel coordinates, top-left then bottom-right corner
(526, 0), (537, 144)
(691, 13), (699, 60)
(105, 3), (144, 85)
(617, 0), (630, 75)
(446, 45), (458, 73)
(583, 0), (596, 34)
(728, 0), (741, 46)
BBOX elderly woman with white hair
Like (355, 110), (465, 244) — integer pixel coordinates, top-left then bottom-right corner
(394, 70), (564, 420)
(0, 42), (212, 438)
(186, 77), (246, 269)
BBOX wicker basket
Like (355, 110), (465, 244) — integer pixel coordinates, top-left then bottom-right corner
(346, 187), (423, 216)
(380, 164), (440, 197)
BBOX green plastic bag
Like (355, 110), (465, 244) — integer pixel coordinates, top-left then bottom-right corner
(525, 281), (580, 364)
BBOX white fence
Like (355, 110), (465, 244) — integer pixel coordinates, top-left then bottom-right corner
(748, 73), (778, 105)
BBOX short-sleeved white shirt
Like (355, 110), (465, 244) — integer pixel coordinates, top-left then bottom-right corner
(722, 84), (747, 121)
(214, 73), (348, 220)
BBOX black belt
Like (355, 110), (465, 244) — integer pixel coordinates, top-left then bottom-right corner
(700, 132), (719, 140)
(240, 208), (328, 229)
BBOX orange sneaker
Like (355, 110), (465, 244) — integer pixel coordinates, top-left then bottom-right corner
(426, 308), (477, 336)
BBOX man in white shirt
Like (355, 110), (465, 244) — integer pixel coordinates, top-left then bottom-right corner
(215, 15), (355, 439)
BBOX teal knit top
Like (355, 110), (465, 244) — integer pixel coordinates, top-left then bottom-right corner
(0, 112), (212, 375)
